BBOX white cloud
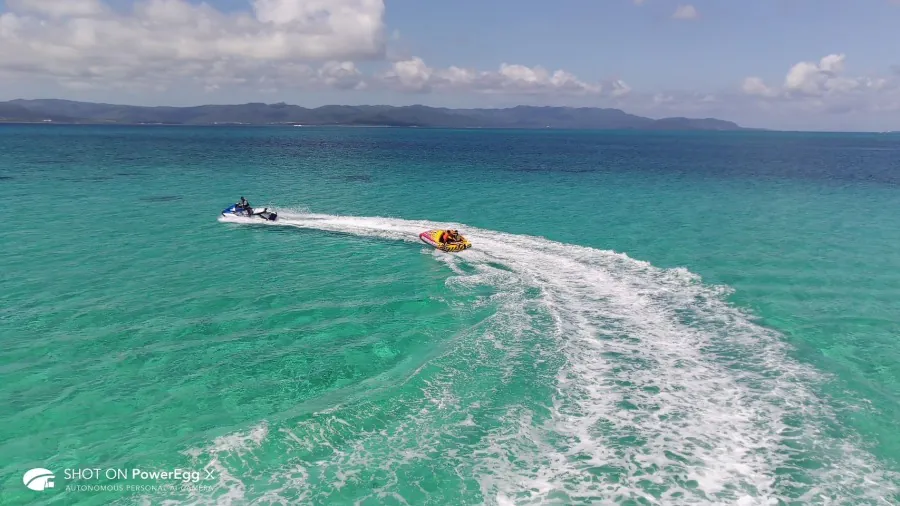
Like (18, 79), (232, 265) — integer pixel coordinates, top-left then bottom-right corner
(381, 57), (433, 92)
(377, 57), (621, 97)
(317, 61), (366, 90)
(179, 59), (369, 95)
(0, 0), (386, 89)
(743, 54), (892, 99)
(784, 53), (845, 94)
(739, 54), (900, 124)
(6, 0), (108, 18)
(0, 0), (618, 100)
(610, 79), (632, 97)
(672, 4), (698, 20)
(741, 77), (778, 98)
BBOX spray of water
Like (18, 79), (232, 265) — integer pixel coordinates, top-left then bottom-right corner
(175, 211), (898, 505)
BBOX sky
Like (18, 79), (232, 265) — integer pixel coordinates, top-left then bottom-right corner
(0, 0), (899, 131)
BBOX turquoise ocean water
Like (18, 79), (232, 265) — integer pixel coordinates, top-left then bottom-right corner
(1, 125), (899, 505)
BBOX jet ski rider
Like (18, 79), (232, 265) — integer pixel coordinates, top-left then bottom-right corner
(237, 196), (250, 214)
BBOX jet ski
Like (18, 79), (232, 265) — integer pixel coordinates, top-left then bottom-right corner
(221, 204), (278, 221)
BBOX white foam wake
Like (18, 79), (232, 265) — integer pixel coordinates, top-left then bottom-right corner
(207, 211), (898, 505)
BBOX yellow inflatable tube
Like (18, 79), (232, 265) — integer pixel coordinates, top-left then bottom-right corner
(419, 229), (472, 252)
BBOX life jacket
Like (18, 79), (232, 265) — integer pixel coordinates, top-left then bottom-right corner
(440, 231), (449, 243)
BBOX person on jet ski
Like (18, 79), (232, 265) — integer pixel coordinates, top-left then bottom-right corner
(237, 196), (251, 214)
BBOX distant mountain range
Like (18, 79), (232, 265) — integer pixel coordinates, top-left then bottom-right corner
(0, 99), (754, 131)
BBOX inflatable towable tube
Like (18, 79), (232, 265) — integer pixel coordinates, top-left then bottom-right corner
(419, 229), (472, 252)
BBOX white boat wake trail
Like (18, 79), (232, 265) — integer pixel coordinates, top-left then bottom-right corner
(212, 211), (899, 505)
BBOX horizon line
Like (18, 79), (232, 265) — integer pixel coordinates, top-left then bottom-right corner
(4, 98), (898, 133)
(5, 98), (672, 112)
(4, 121), (896, 135)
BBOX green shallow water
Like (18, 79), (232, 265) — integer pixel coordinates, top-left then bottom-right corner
(1, 126), (899, 505)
